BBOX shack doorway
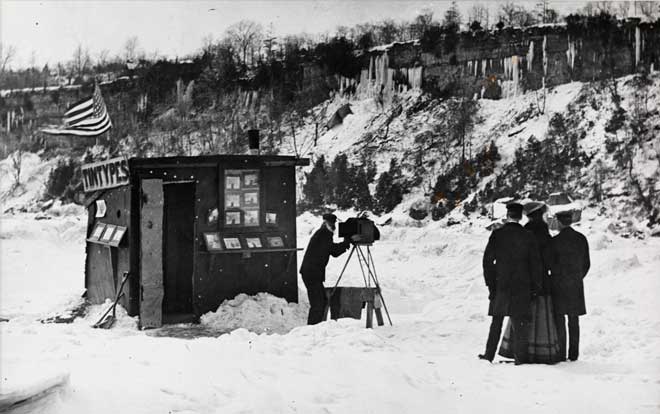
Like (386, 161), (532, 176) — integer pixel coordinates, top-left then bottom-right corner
(162, 182), (195, 322)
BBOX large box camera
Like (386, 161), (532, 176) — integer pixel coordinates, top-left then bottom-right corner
(338, 217), (380, 244)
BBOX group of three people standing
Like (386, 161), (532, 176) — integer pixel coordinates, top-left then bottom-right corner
(479, 201), (591, 365)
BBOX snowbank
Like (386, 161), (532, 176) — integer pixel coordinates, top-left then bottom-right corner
(0, 152), (58, 213)
(200, 293), (308, 334)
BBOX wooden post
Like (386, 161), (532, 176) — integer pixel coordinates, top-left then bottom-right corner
(365, 301), (374, 329)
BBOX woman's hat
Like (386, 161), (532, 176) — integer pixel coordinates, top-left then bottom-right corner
(524, 201), (547, 216)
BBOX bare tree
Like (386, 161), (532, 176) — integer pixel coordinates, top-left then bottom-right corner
(225, 20), (264, 66)
(412, 8), (434, 38)
(594, 1), (616, 14)
(498, 2), (518, 26)
(581, 2), (596, 16)
(0, 42), (16, 78)
(201, 34), (215, 55)
(443, 1), (462, 27)
(499, 2), (537, 27)
(72, 44), (91, 79)
(96, 49), (110, 69)
(123, 36), (139, 61)
(378, 19), (400, 44)
(638, 1), (660, 20)
(335, 25), (350, 39)
(617, 1), (630, 18)
(468, 3), (490, 28)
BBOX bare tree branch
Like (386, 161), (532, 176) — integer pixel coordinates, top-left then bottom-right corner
(0, 42), (17, 77)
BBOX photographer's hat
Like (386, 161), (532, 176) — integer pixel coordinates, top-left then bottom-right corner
(322, 213), (338, 223)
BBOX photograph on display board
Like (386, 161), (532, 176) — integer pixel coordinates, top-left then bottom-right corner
(223, 237), (242, 249)
(243, 172), (258, 187)
(244, 192), (258, 206)
(111, 226), (127, 245)
(100, 224), (116, 243)
(225, 194), (240, 208)
(266, 212), (277, 225)
(225, 175), (241, 190)
(203, 233), (223, 251)
(244, 209), (259, 226)
(267, 236), (284, 248)
(245, 237), (262, 248)
(225, 211), (241, 225)
(89, 223), (106, 241)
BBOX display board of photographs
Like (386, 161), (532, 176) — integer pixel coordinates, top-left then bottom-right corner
(87, 222), (127, 247)
(224, 169), (260, 227)
(201, 232), (288, 252)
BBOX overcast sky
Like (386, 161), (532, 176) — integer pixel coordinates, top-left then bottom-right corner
(2, 0), (594, 70)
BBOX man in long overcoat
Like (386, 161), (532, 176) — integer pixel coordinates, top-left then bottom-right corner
(549, 211), (590, 361)
(479, 202), (543, 364)
(300, 213), (350, 325)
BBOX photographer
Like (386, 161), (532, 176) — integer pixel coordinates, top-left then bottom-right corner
(300, 213), (351, 325)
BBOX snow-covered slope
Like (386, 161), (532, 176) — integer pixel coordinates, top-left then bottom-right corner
(291, 73), (660, 230)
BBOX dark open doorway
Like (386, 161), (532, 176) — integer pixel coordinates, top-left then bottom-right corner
(162, 182), (195, 322)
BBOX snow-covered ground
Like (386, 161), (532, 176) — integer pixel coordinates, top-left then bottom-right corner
(1, 208), (659, 413)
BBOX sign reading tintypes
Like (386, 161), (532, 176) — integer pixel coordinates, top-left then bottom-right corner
(81, 157), (129, 192)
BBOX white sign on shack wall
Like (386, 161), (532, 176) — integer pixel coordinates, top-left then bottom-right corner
(81, 157), (130, 192)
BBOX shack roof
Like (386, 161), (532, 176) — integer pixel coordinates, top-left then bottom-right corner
(129, 154), (310, 169)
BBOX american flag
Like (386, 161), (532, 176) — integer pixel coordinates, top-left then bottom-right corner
(42, 84), (112, 136)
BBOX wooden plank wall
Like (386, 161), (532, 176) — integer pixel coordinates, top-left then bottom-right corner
(127, 161), (299, 318)
(84, 185), (132, 307)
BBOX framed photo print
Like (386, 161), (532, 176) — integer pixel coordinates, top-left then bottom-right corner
(267, 236), (284, 248)
(244, 172), (258, 187)
(100, 224), (116, 243)
(225, 175), (241, 190)
(245, 237), (263, 248)
(225, 194), (240, 208)
(225, 211), (241, 226)
(265, 212), (277, 225)
(223, 237), (242, 250)
(109, 226), (127, 246)
(244, 192), (258, 206)
(244, 209), (259, 226)
(203, 232), (223, 251)
(89, 222), (106, 241)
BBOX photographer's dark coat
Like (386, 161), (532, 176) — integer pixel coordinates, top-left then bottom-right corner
(483, 222), (543, 318)
(548, 227), (590, 316)
(300, 226), (349, 282)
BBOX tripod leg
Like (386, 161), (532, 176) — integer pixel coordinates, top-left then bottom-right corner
(356, 246), (370, 287)
(328, 245), (356, 298)
(362, 247), (393, 326)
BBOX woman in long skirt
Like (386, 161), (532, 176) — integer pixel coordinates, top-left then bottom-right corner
(499, 202), (562, 364)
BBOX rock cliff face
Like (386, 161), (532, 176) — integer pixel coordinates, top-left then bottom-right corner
(343, 20), (660, 103)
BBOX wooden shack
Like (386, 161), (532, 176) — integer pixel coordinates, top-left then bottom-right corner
(83, 154), (309, 328)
